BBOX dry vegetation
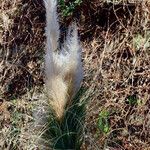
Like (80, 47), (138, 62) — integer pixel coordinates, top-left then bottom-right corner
(0, 0), (150, 150)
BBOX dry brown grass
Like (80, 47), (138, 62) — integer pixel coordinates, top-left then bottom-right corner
(81, 1), (150, 149)
(0, 0), (150, 150)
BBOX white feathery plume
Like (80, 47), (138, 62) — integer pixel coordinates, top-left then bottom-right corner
(44, 0), (83, 119)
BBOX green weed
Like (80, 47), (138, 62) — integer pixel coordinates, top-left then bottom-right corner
(133, 32), (150, 50)
(97, 109), (110, 134)
(58, 0), (82, 17)
(127, 95), (138, 106)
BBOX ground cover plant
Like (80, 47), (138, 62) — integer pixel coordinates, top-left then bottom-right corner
(0, 0), (150, 149)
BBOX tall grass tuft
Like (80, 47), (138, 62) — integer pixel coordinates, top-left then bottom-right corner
(43, 88), (86, 149)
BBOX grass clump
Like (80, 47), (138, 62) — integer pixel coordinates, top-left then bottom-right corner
(44, 88), (87, 149)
